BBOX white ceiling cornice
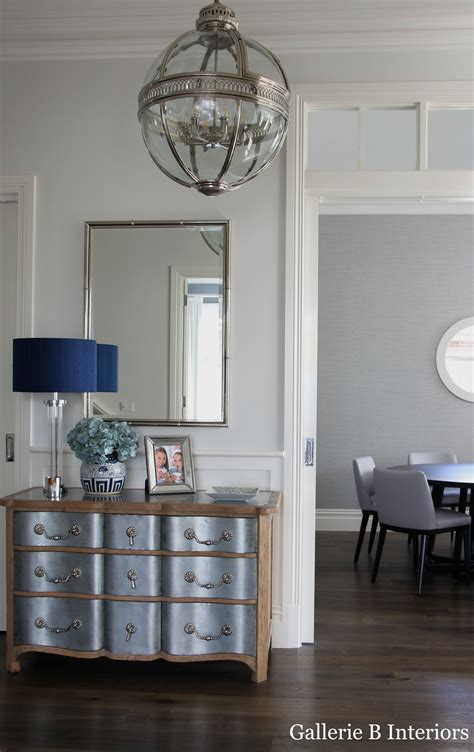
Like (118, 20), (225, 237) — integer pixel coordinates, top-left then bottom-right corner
(1, 0), (473, 60)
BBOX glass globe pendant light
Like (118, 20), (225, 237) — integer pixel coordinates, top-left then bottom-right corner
(137, 0), (290, 196)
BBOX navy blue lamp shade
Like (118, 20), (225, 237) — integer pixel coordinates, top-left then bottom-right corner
(97, 344), (118, 392)
(12, 338), (118, 501)
(13, 338), (97, 393)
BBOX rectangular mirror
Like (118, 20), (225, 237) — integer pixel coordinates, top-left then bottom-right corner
(84, 220), (229, 425)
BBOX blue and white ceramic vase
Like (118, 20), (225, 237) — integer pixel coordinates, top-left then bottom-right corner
(80, 460), (126, 495)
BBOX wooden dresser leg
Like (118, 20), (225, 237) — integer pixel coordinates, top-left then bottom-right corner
(252, 632), (272, 682)
(6, 509), (19, 673)
(7, 656), (21, 673)
(253, 514), (273, 683)
(251, 659), (268, 683)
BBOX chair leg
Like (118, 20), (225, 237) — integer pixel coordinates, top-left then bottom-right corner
(453, 527), (463, 561)
(412, 533), (419, 573)
(454, 525), (471, 584)
(427, 534), (435, 555)
(407, 533), (412, 545)
(354, 511), (370, 563)
(371, 526), (387, 583)
(462, 526), (471, 584)
(368, 513), (378, 553)
(417, 534), (428, 595)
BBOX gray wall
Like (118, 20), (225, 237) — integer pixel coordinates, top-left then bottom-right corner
(0, 58), (285, 450)
(317, 214), (474, 510)
(1, 46), (471, 450)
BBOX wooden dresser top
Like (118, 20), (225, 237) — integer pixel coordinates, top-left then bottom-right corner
(0, 488), (280, 516)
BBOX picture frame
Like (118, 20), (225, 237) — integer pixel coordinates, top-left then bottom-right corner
(144, 435), (195, 494)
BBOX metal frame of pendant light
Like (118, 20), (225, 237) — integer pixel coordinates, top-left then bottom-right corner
(137, 1), (291, 196)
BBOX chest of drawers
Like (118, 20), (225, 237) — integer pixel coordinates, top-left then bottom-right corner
(1, 488), (279, 682)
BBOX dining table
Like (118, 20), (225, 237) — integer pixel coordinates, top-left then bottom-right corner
(390, 462), (474, 559)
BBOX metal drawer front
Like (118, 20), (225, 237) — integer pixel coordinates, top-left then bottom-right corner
(14, 551), (103, 595)
(162, 556), (257, 600)
(104, 554), (161, 596)
(14, 596), (103, 651)
(104, 514), (160, 550)
(105, 601), (161, 655)
(14, 511), (103, 548)
(161, 603), (256, 656)
(162, 516), (257, 553)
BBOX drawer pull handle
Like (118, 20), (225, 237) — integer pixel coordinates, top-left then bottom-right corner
(184, 571), (233, 589)
(34, 565), (82, 584)
(184, 528), (233, 546)
(125, 623), (137, 641)
(126, 526), (138, 546)
(33, 523), (81, 541)
(34, 616), (82, 633)
(184, 623), (232, 641)
(127, 569), (139, 589)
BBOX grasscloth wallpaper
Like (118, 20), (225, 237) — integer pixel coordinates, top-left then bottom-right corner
(317, 214), (474, 511)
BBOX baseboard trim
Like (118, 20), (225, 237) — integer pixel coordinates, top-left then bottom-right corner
(316, 508), (362, 531)
(271, 603), (303, 648)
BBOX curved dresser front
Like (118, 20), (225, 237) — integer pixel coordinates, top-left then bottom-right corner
(1, 488), (279, 683)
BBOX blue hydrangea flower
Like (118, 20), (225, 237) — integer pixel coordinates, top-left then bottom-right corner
(67, 417), (139, 464)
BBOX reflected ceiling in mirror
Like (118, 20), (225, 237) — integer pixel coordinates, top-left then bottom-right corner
(84, 220), (229, 425)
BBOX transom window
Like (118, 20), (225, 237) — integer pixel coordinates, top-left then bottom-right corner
(307, 105), (474, 172)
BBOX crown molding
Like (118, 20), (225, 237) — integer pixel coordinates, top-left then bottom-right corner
(1, 0), (473, 60)
(2, 30), (473, 61)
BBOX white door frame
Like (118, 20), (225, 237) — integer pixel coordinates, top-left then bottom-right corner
(0, 176), (36, 491)
(284, 82), (474, 648)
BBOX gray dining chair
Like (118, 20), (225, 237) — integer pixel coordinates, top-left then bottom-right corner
(408, 451), (460, 506)
(371, 468), (471, 594)
(353, 457), (378, 563)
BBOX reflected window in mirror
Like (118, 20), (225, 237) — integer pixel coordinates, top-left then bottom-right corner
(84, 221), (229, 425)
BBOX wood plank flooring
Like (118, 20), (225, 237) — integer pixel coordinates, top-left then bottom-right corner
(0, 532), (472, 752)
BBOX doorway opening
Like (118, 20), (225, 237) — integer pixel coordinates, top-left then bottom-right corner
(0, 198), (19, 630)
(0, 175), (36, 631)
(316, 209), (474, 533)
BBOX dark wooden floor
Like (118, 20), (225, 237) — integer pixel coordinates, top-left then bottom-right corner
(0, 532), (473, 752)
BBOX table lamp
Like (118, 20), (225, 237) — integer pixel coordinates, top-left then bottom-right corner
(97, 343), (118, 392)
(13, 338), (97, 499)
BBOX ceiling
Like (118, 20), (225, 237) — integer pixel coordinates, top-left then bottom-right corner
(1, 0), (473, 59)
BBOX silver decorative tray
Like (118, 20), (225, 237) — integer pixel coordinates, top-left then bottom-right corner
(205, 486), (259, 502)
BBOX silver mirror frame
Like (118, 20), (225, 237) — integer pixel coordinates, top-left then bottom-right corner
(83, 219), (230, 426)
(436, 316), (474, 403)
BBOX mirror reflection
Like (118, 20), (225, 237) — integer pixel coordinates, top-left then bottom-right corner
(84, 221), (229, 424)
(436, 316), (474, 402)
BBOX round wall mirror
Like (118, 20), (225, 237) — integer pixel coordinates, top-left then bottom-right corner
(436, 316), (474, 402)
